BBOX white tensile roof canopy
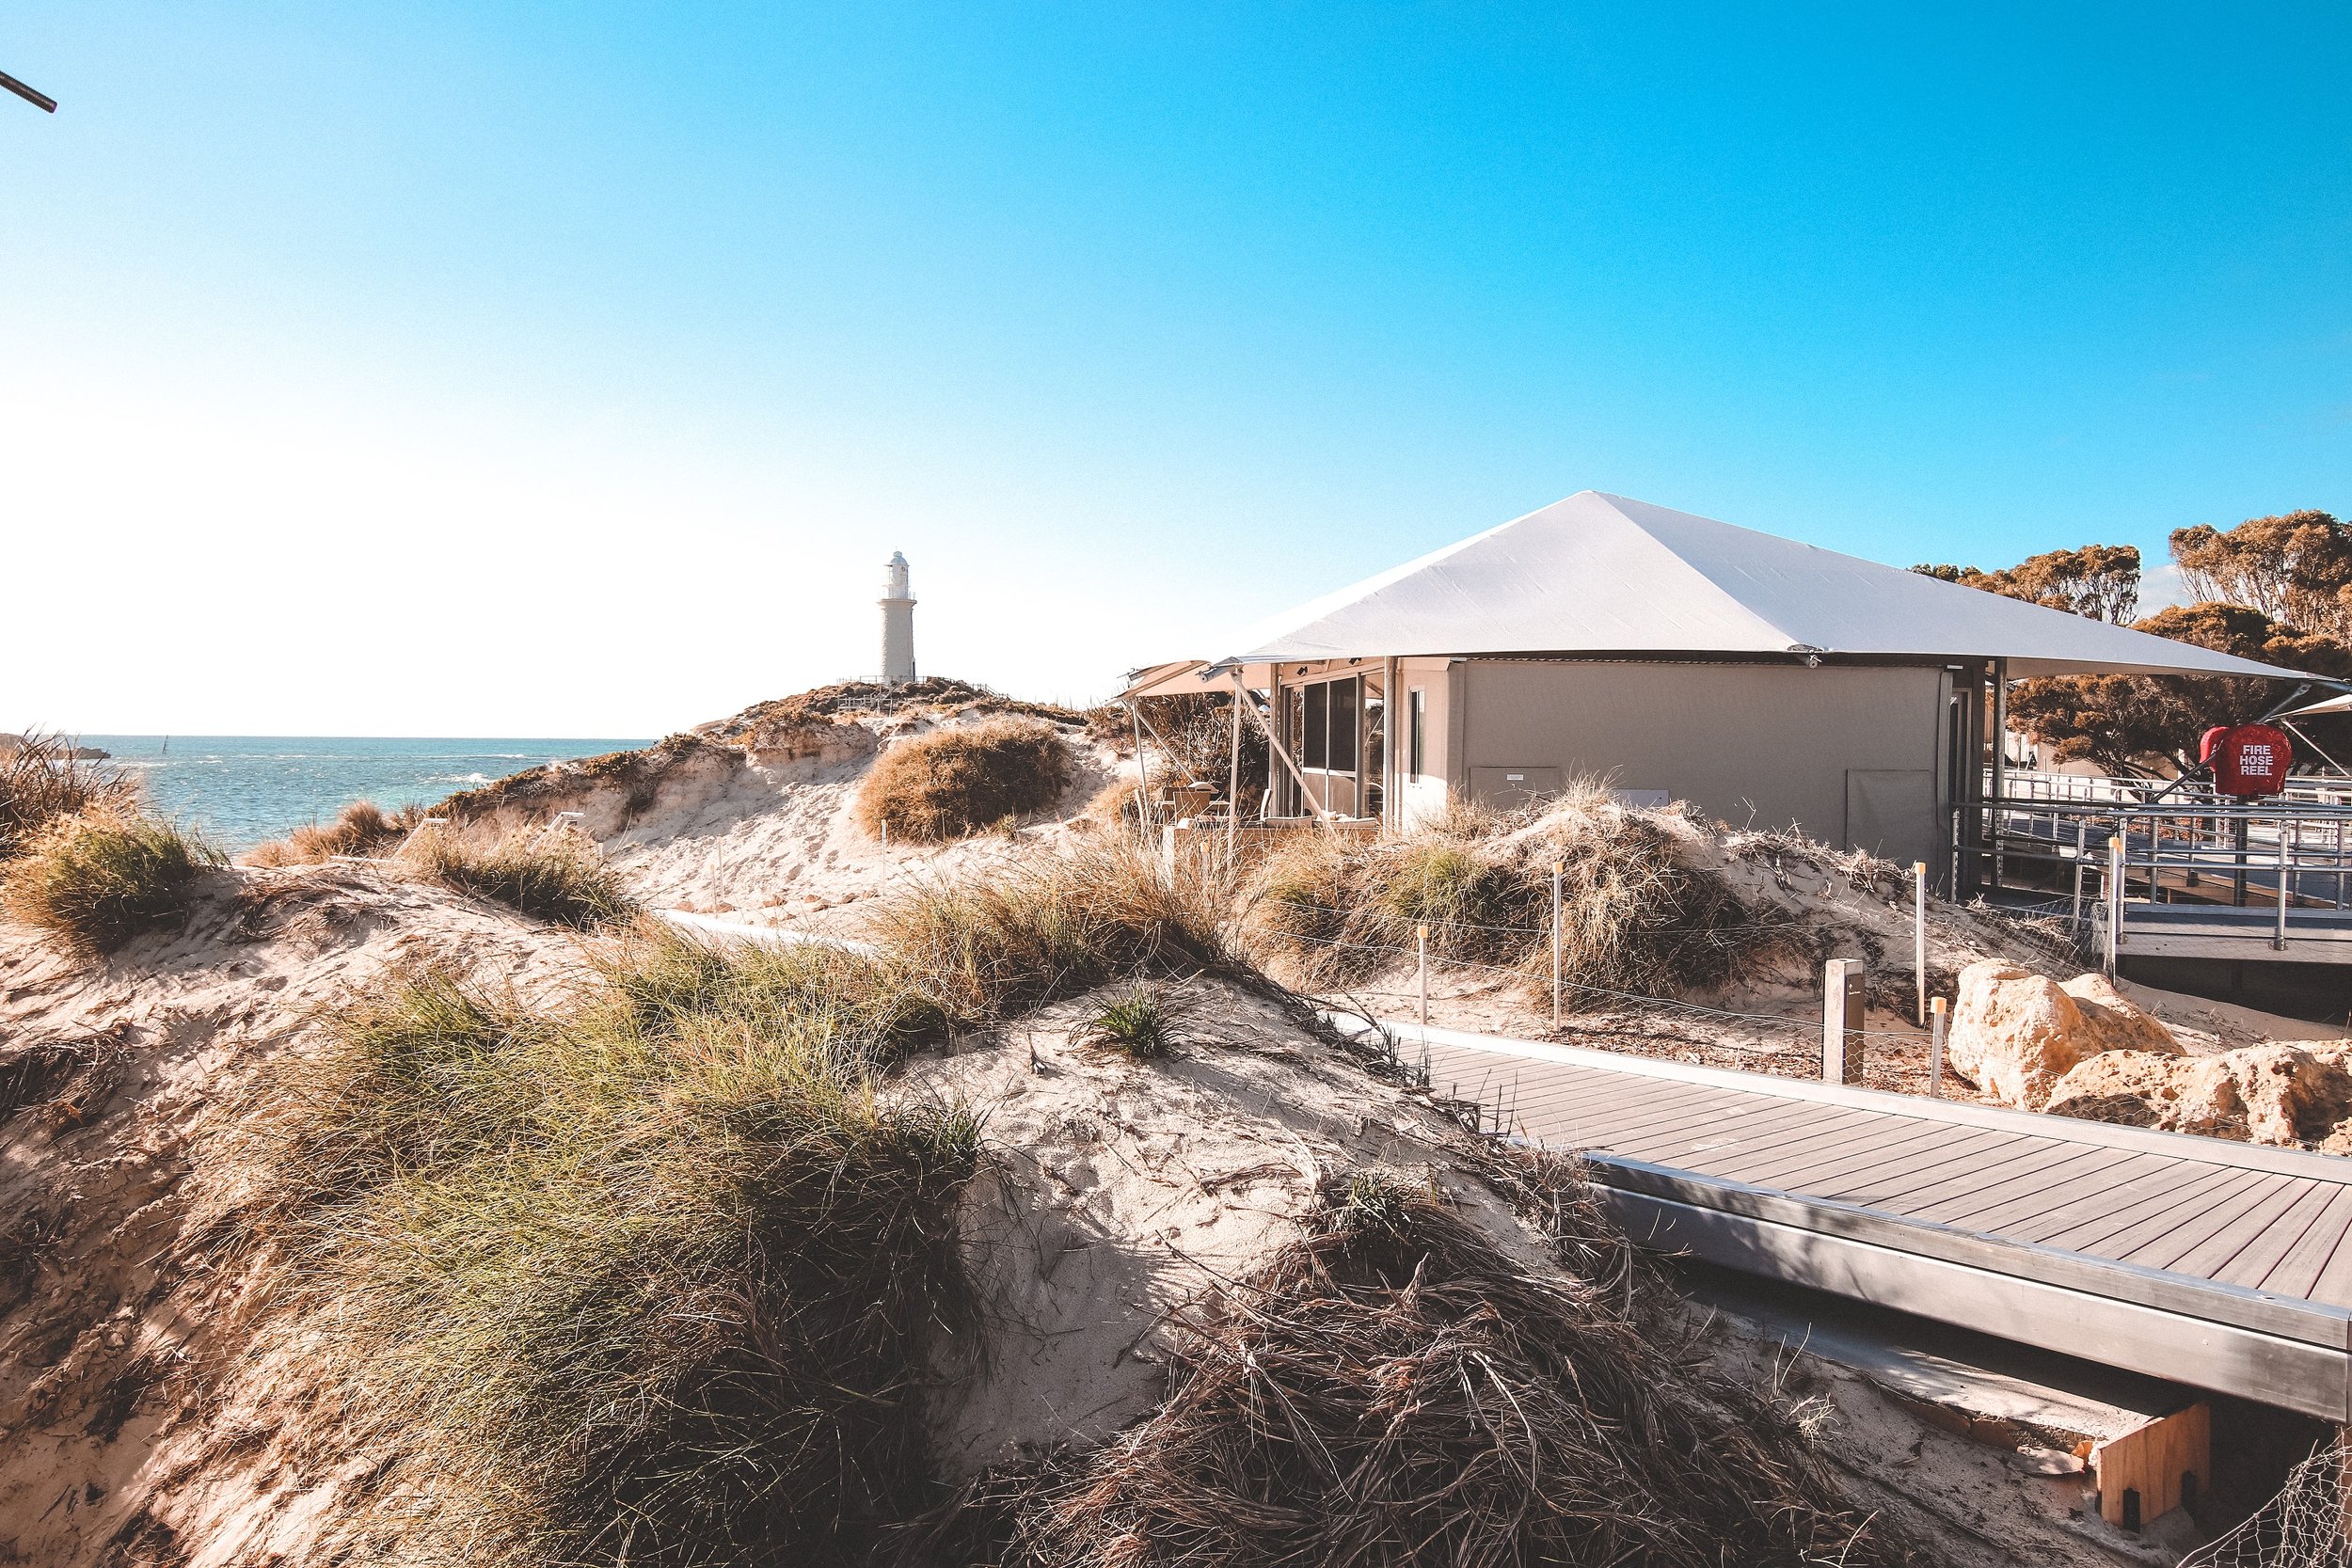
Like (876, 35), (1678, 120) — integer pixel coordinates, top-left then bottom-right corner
(1178, 491), (2315, 682)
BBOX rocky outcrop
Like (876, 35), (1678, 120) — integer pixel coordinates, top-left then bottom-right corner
(2047, 1043), (2352, 1146)
(1945, 962), (2180, 1110)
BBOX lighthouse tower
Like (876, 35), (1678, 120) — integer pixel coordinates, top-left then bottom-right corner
(880, 551), (916, 685)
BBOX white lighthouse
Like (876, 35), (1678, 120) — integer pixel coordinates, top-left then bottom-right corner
(880, 551), (916, 685)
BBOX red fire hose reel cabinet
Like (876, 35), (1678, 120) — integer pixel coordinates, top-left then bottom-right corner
(2200, 723), (2293, 798)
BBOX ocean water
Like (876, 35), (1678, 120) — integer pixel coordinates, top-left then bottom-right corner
(79, 736), (652, 851)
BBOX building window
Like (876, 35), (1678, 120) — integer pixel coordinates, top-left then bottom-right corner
(1408, 689), (1425, 778)
(1303, 682), (1328, 769)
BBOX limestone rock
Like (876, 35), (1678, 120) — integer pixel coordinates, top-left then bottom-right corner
(1946, 961), (2179, 1110)
(2046, 1045), (2352, 1147)
(2057, 974), (2178, 1054)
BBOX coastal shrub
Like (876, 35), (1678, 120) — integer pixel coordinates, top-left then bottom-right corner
(413, 827), (638, 929)
(1, 809), (219, 957)
(0, 731), (140, 863)
(863, 838), (1232, 1023)
(853, 719), (1073, 843)
(255, 941), (981, 1567)
(981, 1170), (1918, 1568)
(245, 800), (422, 866)
(1245, 794), (1783, 1003)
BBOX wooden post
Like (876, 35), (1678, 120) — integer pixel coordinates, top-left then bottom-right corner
(1550, 861), (1564, 1029)
(1821, 958), (1865, 1085)
(1129, 702), (1153, 847)
(1912, 861), (1928, 1026)
(2091, 1403), (2209, 1531)
(1417, 923), (1429, 1028)
(1225, 674), (1243, 864)
(1928, 996), (1947, 1098)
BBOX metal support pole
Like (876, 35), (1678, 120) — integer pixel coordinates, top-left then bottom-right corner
(1382, 655), (1400, 836)
(1417, 923), (1429, 1028)
(1550, 861), (1564, 1029)
(1990, 661), (2009, 890)
(1821, 958), (1865, 1085)
(1928, 996), (1947, 1099)
(2233, 815), (2250, 908)
(2106, 833), (2124, 976)
(1913, 861), (1928, 1027)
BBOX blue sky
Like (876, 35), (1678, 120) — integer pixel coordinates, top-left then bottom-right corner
(4, 4), (2347, 733)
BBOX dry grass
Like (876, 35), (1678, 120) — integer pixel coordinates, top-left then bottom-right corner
(1247, 793), (1785, 1005)
(409, 826), (639, 930)
(0, 731), (141, 863)
(911, 1164), (1918, 1568)
(245, 800), (425, 866)
(250, 932), (981, 1567)
(854, 719), (1074, 843)
(862, 838), (1233, 1024)
(0, 808), (220, 957)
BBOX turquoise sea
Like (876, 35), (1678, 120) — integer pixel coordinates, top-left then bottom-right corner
(80, 736), (652, 851)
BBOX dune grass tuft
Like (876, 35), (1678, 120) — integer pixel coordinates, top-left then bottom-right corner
(412, 826), (639, 929)
(0, 731), (141, 864)
(853, 718), (1073, 844)
(255, 930), (980, 1567)
(1, 809), (220, 957)
(1072, 981), (1195, 1061)
(245, 800), (423, 866)
(1246, 794), (1783, 1005)
(863, 838), (1232, 1024)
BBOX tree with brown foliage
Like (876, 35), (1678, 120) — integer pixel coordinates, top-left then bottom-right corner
(2006, 603), (2352, 775)
(2170, 510), (2352, 639)
(1912, 544), (2140, 624)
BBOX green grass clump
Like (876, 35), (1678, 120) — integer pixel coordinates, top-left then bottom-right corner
(863, 838), (1231, 1024)
(1073, 981), (1194, 1061)
(1, 809), (220, 957)
(853, 717), (1073, 843)
(413, 827), (638, 929)
(257, 934), (980, 1567)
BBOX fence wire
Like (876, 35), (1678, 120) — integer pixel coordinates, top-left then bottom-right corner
(2184, 1437), (2352, 1568)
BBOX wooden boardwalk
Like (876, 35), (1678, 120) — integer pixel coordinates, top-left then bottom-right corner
(1336, 1017), (2352, 1420)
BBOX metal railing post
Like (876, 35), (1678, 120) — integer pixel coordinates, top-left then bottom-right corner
(2277, 818), (2291, 951)
(2071, 818), (2087, 927)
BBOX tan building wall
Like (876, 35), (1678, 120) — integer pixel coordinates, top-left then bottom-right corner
(1454, 659), (1951, 867)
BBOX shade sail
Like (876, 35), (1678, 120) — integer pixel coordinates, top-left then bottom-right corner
(1232, 492), (2312, 680)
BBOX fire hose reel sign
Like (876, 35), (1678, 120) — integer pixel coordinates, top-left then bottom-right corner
(2201, 723), (2292, 798)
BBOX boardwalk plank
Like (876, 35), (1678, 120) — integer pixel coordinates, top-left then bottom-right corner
(2220, 1184), (2352, 1297)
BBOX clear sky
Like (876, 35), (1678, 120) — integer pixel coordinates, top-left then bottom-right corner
(4, 4), (2347, 736)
